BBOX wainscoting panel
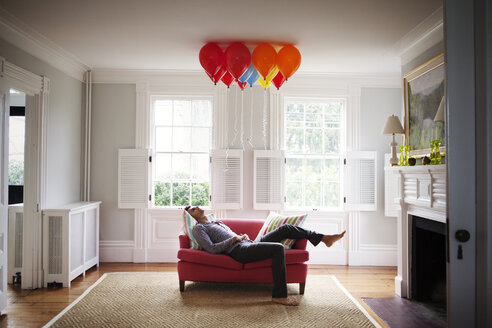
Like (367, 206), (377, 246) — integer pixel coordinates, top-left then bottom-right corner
(99, 211), (396, 265)
(303, 216), (348, 265)
(148, 211), (183, 262)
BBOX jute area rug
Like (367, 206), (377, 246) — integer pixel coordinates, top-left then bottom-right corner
(44, 272), (381, 328)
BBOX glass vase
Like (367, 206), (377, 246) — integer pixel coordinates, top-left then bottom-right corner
(430, 140), (436, 164)
(434, 140), (441, 164)
(405, 145), (411, 166)
(399, 146), (405, 166)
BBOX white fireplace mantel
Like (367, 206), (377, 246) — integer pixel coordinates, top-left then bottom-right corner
(385, 164), (447, 298)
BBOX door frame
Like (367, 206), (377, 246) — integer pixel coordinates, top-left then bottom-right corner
(0, 57), (49, 289)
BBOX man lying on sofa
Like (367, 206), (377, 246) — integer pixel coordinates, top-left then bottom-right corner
(185, 206), (346, 306)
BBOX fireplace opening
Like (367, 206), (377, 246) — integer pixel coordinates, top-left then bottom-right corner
(411, 216), (447, 316)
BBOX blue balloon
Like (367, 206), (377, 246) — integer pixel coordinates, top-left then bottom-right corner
(238, 62), (254, 83)
(246, 68), (260, 87)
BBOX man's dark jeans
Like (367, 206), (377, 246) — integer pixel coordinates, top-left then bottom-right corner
(228, 224), (323, 298)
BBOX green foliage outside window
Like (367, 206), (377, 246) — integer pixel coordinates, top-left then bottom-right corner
(8, 159), (24, 185)
(154, 181), (209, 207)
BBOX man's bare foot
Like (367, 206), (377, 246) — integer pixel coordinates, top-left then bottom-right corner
(272, 297), (299, 306)
(322, 231), (346, 247)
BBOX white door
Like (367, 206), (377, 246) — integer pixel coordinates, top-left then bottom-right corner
(0, 78), (10, 312)
(446, 0), (477, 326)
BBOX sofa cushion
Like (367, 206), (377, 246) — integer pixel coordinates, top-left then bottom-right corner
(183, 212), (215, 250)
(255, 212), (308, 249)
(177, 249), (243, 270)
(243, 249), (309, 269)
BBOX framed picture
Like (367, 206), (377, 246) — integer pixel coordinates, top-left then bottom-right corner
(403, 53), (445, 156)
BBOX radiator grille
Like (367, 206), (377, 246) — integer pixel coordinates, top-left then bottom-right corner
(48, 216), (63, 274)
(14, 213), (23, 268)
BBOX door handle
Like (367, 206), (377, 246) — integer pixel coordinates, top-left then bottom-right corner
(455, 230), (470, 243)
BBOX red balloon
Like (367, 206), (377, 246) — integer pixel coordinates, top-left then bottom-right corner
(272, 71), (286, 90)
(221, 71), (235, 88)
(204, 70), (214, 83)
(199, 43), (224, 77)
(237, 81), (247, 90)
(225, 43), (251, 81)
(212, 65), (227, 85)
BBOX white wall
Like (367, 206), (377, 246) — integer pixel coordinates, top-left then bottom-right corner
(91, 83), (136, 241)
(359, 87), (401, 246)
(0, 38), (84, 207)
(92, 72), (401, 265)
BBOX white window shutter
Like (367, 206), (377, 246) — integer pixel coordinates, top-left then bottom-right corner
(210, 149), (243, 209)
(118, 149), (151, 209)
(343, 151), (377, 211)
(253, 150), (285, 210)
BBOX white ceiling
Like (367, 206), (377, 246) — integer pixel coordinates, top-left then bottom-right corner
(0, 0), (442, 74)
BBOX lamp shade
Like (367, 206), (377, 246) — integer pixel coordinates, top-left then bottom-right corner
(434, 97), (445, 122)
(382, 115), (404, 135)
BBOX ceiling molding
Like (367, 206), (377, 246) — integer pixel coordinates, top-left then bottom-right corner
(92, 69), (209, 85)
(394, 6), (444, 65)
(92, 68), (401, 89)
(0, 8), (90, 82)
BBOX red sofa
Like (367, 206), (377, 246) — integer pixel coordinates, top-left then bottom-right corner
(177, 219), (309, 294)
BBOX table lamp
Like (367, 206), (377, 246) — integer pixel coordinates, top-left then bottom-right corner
(434, 97), (445, 123)
(382, 115), (404, 166)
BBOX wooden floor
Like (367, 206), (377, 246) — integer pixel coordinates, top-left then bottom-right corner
(0, 263), (396, 328)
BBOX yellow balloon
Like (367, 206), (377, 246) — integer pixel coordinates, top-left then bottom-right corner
(265, 66), (279, 84)
(258, 77), (272, 90)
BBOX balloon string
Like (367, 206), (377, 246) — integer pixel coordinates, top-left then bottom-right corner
(248, 88), (254, 149)
(263, 90), (267, 150)
(225, 87), (230, 171)
(232, 86), (239, 147)
(240, 89), (244, 150)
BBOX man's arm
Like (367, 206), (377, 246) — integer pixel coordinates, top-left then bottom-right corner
(192, 225), (239, 254)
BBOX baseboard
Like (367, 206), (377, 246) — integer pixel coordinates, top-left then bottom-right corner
(348, 244), (397, 266)
(146, 248), (179, 263)
(99, 241), (134, 262)
(395, 275), (404, 297)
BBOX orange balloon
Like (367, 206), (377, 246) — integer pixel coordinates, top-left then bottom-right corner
(252, 43), (277, 79)
(277, 45), (301, 80)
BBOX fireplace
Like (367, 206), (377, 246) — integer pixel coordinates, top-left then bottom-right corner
(411, 216), (446, 313)
(385, 164), (446, 299)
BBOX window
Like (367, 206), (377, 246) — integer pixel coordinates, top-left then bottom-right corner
(9, 115), (25, 185)
(284, 98), (345, 210)
(151, 96), (213, 207)
(9, 89), (26, 186)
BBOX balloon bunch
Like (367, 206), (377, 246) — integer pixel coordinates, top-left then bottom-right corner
(199, 42), (301, 90)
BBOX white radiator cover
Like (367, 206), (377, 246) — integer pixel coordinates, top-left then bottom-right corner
(42, 202), (101, 287)
(8, 204), (23, 284)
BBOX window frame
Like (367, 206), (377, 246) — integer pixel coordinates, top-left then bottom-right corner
(282, 96), (347, 212)
(150, 95), (214, 209)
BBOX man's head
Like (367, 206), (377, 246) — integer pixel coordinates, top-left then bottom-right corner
(185, 206), (207, 223)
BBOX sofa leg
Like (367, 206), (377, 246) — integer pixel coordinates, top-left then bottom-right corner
(299, 283), (305, 294)
(180, 280), (185, 292)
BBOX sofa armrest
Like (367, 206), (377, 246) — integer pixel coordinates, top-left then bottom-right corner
(179, 231), (190, 249)
(293, 238), (307, 250)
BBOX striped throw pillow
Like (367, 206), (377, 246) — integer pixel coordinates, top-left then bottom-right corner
(255, 212), (308, 249)
(183, 211), (215, 250)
